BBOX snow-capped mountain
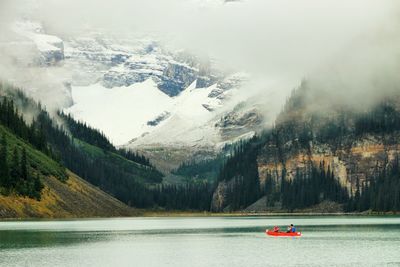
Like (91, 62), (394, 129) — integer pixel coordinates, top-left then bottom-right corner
(64, 36), (223, 97)
(6, 20), (266, 170)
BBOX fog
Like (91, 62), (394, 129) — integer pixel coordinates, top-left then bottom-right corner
(29, 0), (396, 77)
(1, 0), (399, 114)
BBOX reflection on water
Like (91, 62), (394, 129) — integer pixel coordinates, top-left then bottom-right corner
(0, 216), (399, 267)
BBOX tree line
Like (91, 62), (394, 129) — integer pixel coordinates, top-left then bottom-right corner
(59, 112), (115, 151)
(60, 112), (154, 167)
(173, 156), (225, 182)
(278, 162), (349, 211)
(346, 157), (400, 212)
(0, 97), (49, 156)
(218, 138), (263, 210)
(152, 182), (214, 211)
(117, 149), (152, 168)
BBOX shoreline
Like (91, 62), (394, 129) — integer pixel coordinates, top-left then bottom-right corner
(140, 210), (400, 217)
(1, 211), (399, 221)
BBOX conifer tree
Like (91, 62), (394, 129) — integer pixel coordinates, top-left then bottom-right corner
(0, 134), (9, 187)
(10, 147), (20, 187)
(21, 148), (28, 181)
(32, 173), (44, 200)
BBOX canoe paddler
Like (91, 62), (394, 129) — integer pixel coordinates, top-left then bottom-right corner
(286, 224), (296, 233)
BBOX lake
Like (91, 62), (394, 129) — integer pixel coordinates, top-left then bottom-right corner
(0, 216), (399, 266)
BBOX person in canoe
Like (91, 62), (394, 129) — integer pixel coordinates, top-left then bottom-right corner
(273, 226), (280, 232)
(286, 224), (296, 233)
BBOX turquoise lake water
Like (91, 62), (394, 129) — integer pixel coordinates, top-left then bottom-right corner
(0, 216), (399, 266)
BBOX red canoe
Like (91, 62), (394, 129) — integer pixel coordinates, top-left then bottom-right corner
(266, 230), (302, 237)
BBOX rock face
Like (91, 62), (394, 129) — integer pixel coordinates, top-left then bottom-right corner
(210, 132), (400, 212)
(65, 37), (223, 97)
(216, 106), (264, 140)
(35, 34), (65, 65)
(159, 62), (212, 96)
(211, 181), (229, 212)
(147, 112), (171, 127)
(135, 144), (218, 174)
(13, 21), (236, 98)
(258, 134), (400, 193)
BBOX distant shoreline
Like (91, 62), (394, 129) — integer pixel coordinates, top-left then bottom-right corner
(1, 211), (399, 221)
(140, 210), (400, 217)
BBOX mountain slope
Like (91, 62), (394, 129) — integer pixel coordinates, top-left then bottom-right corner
(211, 80), (400, 213)
(5, 83), (164, 200)
(64, 79), (174, 145)
(0, 124), (134, 218)
(64, 77), (238, 146)
(0, 171), (135, 218)
(1, 82), (216, 212)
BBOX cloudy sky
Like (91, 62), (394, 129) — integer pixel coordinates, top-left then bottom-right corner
(1, 0), (399, 110)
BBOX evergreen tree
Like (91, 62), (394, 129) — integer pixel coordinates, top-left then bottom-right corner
(354, 177), (361, 211)
(0, 134), (9, 187)
(10, 147), (20, 187)
(21, 148), (28, 181)
(32, 173), (44, 200)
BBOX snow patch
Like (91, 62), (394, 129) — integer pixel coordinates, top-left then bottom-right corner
(64, 79), (223, 146)
(65, 79), (173, 145)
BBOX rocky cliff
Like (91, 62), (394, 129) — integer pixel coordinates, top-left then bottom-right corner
(211, 81), (400, 212)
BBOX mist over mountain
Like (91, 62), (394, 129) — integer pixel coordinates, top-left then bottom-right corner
(1, 0), (399, 169)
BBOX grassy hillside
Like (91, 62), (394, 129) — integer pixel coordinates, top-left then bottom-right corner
(0, 171), (135, 218)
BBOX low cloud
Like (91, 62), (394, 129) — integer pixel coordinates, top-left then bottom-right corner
(0, 0), (399, 114)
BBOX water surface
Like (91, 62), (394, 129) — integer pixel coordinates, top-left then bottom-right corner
(0, 216), (399, 266)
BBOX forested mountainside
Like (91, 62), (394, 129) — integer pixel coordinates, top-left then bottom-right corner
(4, 77), (399, 215)
(60, 112), (153, 167)
(0, 82), (215, 212)
(212, 80), (400, 213)
(0, 90), (134, 217)
(171, 147), (232, 183)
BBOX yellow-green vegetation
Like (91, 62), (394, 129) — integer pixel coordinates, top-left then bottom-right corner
(0, 171), (136, 218)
